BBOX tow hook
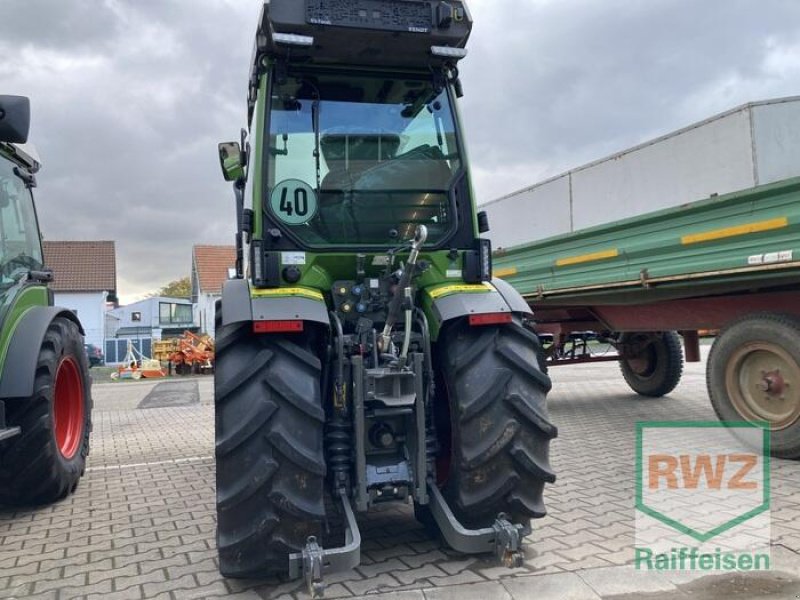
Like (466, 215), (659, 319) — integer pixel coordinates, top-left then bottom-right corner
(298, 536), (325, 598)
(493, 513), (524, 567)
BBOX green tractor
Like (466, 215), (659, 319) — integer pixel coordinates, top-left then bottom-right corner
(0, 96), (92, 505)
(215, 1), (556, 592)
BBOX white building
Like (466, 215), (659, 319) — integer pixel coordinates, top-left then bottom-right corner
(191, 245), (235, 339)
(42, 241), (117, 348)
(483, 96), (800, 249)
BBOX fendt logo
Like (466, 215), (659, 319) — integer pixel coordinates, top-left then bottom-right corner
(635, 422), (771, 571)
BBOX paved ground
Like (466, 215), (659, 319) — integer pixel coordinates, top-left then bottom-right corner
(1, 352), (799, 600)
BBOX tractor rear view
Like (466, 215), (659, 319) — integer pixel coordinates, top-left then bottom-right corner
(215, 1), (556, 592)
(0, 96), (92, 505)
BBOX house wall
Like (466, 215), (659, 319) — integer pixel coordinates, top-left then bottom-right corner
(197, 293), (219, 338)
(53, 291), (107, 347)
(108, 296), (195, 339)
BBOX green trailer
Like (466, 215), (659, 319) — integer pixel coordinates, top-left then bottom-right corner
(493, 176), (800, 458)
(0, 96), (93, 505)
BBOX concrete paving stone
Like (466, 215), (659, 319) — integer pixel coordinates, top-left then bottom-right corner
(474, 564), (530, 581)
(365, 544), (416, 563)
(352, 592), (424, 600)
(437, 557), (478, 575)
(85, 585), (144, 600)
(772, 545), (800, 577)
(394, 564), (449, 586)
(399, 550), (448, 569)
(426, 569), (485, 587)
(345, 573), (402, 596)
(58, 579), (114, 599)
(33, 572), (86, 594)
(553, 542), (611, 562)
(112, 568), (167, 594)
(88, 562), (138, 585)
(557, 556), (616, 572)
(576, 565), (676, 596)
(423, 580), (511, 600)
(357, 558), (410, 578)
(502, 572), (601, 600)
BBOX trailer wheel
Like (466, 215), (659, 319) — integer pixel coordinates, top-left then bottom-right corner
(619, 331), (683, 397)
(0, 317), (92, 505)
(707, 313), (800, 459)
(430, 318), (557, 530)
(214, 308), (325, 577)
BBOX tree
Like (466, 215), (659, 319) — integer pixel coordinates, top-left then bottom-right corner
(153, 276), (191, 299)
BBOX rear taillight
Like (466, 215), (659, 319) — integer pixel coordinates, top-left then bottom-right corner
(468, 313), (512, 326)
(253, 320), (304, 333)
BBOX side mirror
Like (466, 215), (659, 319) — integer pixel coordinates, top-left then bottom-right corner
(218, 141), (245, 182)
(0, 96), (31, 144)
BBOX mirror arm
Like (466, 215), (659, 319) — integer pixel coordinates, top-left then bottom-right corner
(234, 178), (246, 279)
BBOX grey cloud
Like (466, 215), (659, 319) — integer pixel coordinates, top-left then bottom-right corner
(2, 0), (799, 300)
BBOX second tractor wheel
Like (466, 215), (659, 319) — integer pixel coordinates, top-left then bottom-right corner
(433, 318), (557, 530)
(214, 311), (326, 578)
(619, 331), (683, 397)
(707, 313), (800, 459)
(0, 317), (92, 505)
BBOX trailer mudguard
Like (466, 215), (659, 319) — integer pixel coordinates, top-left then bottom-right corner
(220, 278), (329, 327)
(0, 306), (84, 399)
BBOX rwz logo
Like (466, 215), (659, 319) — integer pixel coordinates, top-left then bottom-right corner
(636, 421), (770, 542)
(648, 453), (758, 490)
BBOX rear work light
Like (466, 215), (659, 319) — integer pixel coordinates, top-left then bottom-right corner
(253, 320), (304, 333)
(468, 313), (512, 326)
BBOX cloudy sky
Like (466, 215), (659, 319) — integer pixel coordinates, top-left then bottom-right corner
(3, 0), (799, 303)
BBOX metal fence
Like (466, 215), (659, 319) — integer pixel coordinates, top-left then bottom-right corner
(104, 338), (152, 365)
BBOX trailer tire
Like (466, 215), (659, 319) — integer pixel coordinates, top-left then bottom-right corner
(0, 317), (92, 505)
(214, 309), (326, 578)
(432, 319), (557, 530)
(619, 331), (683, 397)
(707, 313), (800, 459)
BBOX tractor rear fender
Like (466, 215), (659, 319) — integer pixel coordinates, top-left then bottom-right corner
(220, 279), (329, 327)
(0, 306), (85, 399)
(425, 279), (532, 336)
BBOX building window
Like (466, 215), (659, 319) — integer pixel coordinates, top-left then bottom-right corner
(131, 312), (142, 322)
(159, 302), (192, 325)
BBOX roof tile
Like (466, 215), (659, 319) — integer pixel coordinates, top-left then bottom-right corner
(193, 245), (235, 294)
(42, 241), (116, 292)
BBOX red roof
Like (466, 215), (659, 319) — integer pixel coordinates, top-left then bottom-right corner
(193, 245), (235, 294)
(42, 241), (116, 293)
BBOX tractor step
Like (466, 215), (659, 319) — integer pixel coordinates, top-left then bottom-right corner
(0, 401), (20, 442)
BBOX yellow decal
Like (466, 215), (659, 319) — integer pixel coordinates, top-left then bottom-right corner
(556, 248), (619, 267)
(428, 282), (495, 299)
(494, 267), (518, 278)
(681, 217), (789, 245)
(251, 287), (324, 301)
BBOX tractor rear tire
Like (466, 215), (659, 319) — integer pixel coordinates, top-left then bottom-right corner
(435, 319), (557, 530)
(619, 331), (683, 397)
(214, 312), (326, 578)
(0, 317), (92, 505)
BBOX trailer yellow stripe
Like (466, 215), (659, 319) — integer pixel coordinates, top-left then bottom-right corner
(555, 248), (619, 267)
(493, 267), (518, 278)
(681, 217), (788, 245)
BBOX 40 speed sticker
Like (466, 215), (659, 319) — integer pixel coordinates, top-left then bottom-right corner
(270, 179), (318, 225)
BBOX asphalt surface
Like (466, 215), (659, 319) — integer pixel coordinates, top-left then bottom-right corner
(1, 350), (799, 599)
